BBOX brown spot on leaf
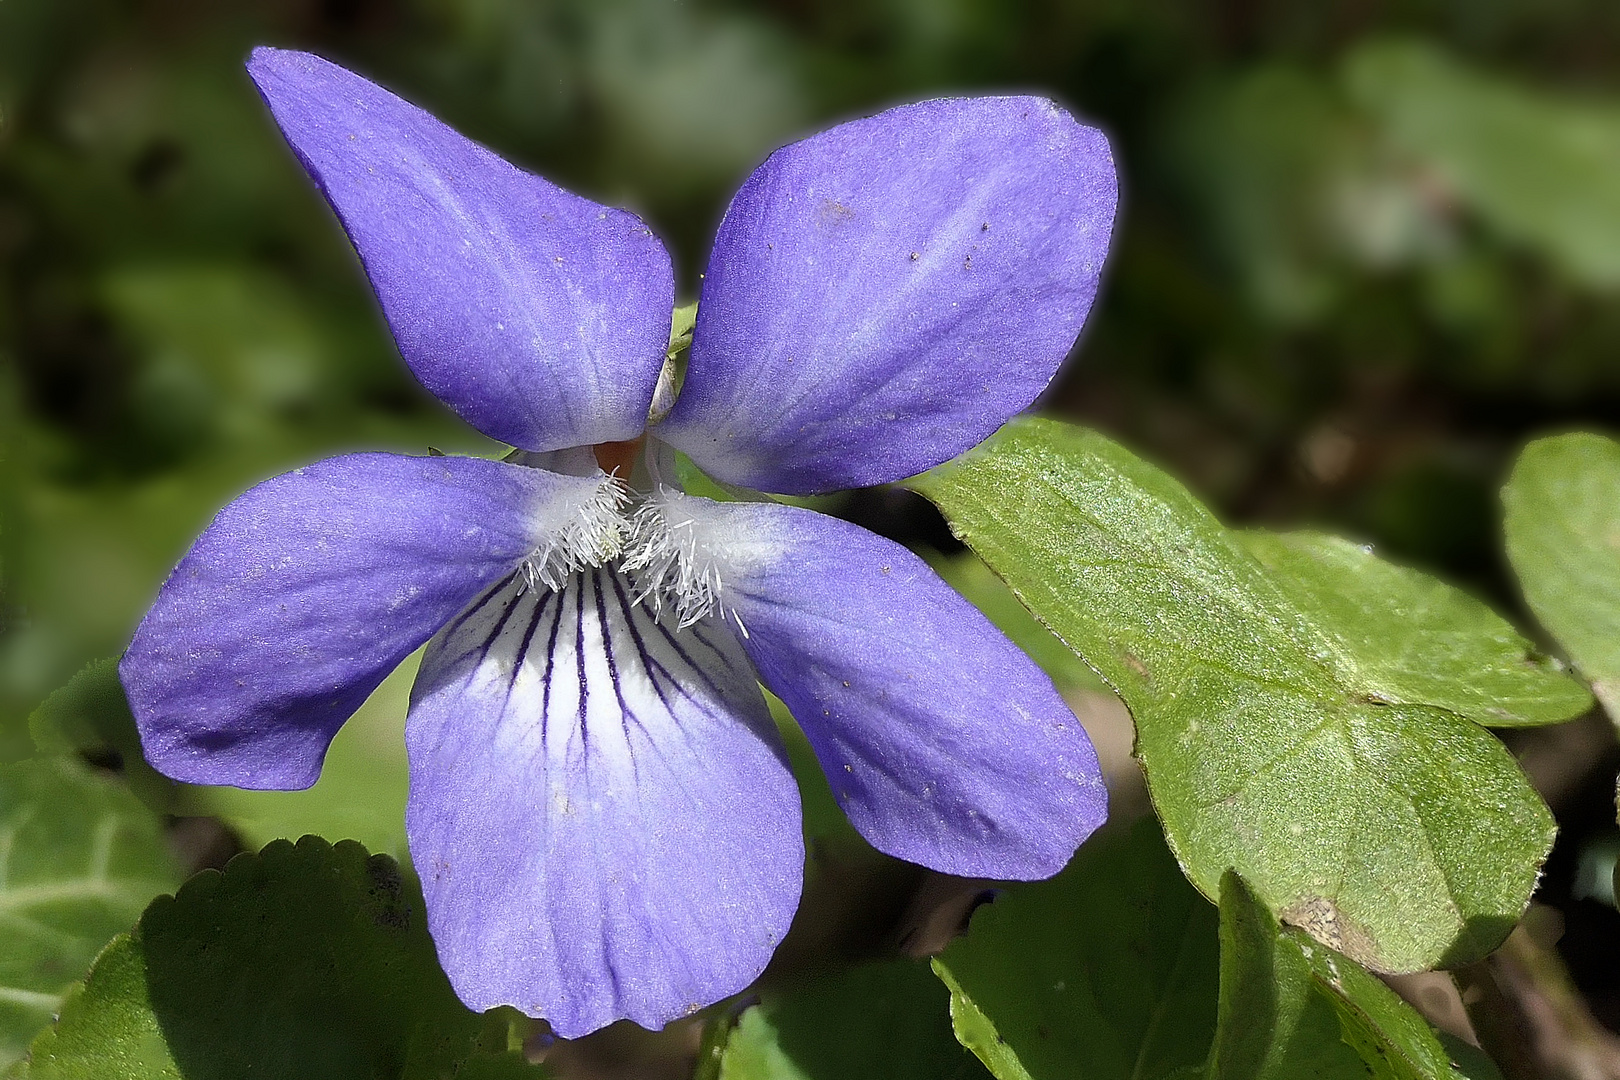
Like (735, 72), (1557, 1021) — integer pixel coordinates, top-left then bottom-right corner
(1282, 895), (1381, 970)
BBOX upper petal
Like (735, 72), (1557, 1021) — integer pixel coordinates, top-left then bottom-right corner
(681, 496), (1107, 878)
(659, 97), (1118, 494)
(247, 47), (674, 450)
(406, 568), (802, 1037)
(121, 453), (615, 790)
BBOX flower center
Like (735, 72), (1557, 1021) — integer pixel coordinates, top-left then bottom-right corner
(620, 488), (730, 630)
(591, 436), (645, 479)
(517, 440), (728, 630)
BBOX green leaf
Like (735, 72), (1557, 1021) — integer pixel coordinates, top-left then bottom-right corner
(29, 654), (416, 859)
(28, 661), (177, 811)
(1238, 531), (1591, 726)
(1503, 432), (1620, 724)
(718, 959), (988, 1080)
(17, 836), (543, 1079)
(0, 758), (179, 1069)
(911, 418), (1572, 972)
(1210, 872), (1502, 1080)
(931, 819), (1220, 1080)
(1347, 40), (1620, 289)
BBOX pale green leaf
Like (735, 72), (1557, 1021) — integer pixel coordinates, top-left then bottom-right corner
(0, 758), (178, 1069)
(1239, 531), (1590, 726)
(31, 654), (416, 859)
(29, 661), (177, 812)
(16, 836), (543, 1079)
(1503, 432), (1620, 723)
(911, 418), (1574, 972)
(931, 819), (1220, 1080)
(1347, 40), (1620, 288)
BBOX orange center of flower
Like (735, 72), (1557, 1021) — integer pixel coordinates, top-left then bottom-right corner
(592, 436), (645, 479)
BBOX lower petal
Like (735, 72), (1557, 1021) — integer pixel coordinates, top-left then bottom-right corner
(406, 568), (803, 1037)
(700, 499), (1107, 879)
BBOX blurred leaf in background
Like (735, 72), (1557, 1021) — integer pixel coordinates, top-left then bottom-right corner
(0, 756), (178, 1069)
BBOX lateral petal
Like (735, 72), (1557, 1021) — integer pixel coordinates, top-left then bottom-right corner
(661, 96), (1117, 494)
(406, 568), (802, 1037)
(121, 453), (614, 790)
(248, 47), (674, 450)
(683, 496), (1108, 878)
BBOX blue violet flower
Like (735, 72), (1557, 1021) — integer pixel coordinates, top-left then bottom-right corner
(120, 47), (1118, 1037)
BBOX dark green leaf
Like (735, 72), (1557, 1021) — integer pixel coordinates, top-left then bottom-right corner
(911, 419), (1570, 971)
(1503, 432), (1620, 723)
(931, 819), (1220, 1080)
(16, 836), (544, 1079)
(0, 757), (178, 1069)
(1211, 873), (1502, 1080)
(719, 959), (988, 1080)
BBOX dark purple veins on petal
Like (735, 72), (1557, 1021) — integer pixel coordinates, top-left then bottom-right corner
(405, 568), (802, 1037)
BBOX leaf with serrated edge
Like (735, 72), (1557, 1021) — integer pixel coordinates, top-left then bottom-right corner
(911, 418), (1571, 972)
(1503, 432), (1620, 724)
(16, 836), (543, 1080)
(1212, 872), (1502, 1080)
(931, 819), (1219, 1080)
(0, 758), (178, 1070)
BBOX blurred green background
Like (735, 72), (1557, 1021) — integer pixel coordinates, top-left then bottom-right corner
(4, 0), (1620, 873)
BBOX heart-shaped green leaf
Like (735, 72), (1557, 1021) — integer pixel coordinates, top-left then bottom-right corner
(912, 418), (1579, 972)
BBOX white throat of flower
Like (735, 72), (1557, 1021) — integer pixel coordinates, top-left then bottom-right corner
(620, 486), (731, 630)
(515, 446), (738, 631)
(519, 475), (631, 593)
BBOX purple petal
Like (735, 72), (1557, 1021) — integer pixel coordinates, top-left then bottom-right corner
(658, 96), (1117, 494)
(684, 496), (1107, 877)
(247, 47), (673, 451)
(121, 454), (612, 790)
(407, 568), (802, 1037)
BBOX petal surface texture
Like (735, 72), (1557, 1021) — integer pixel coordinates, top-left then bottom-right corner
(121, 454), (610, 790)
(247, 47), (674, 451)
(406, 568), (802, 1037)
(690, 496), (1108, 877)
(661, 96), (1118, 494)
